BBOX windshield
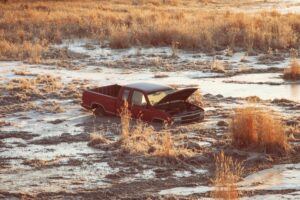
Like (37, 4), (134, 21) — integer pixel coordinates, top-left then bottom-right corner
(148, 89), (175, 105)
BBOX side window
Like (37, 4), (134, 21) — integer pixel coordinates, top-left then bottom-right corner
(132, 91), (147, 106)
(122, 89), (130, 102)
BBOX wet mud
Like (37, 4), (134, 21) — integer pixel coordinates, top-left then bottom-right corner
(0, 38), (300, 199)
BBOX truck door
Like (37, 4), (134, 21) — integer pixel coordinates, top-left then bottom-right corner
(130, 90), (152, 121)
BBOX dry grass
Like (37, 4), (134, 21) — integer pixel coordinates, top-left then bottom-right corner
(283, 59), (300, 80)
(88, 132), (111, 146)
(231, 107), (291, 154)
(1, 1), (300, 62)
(211, 59), (226, 73)
(121, 120), (193, 162)
(5, 74), (62, 102)
(119, 103), (192, 161)
(120, 101), (131, 139)
(13, 69), (35, 76)
(211, 151), (243, 200)
(188, 90), (204, 107)
(40, 101), (65, 113)
(0, 120), (11, 127)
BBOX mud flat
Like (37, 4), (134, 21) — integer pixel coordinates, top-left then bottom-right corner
(0, 40), (300, 199)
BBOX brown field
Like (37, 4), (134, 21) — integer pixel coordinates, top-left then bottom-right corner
(1, 0), (300, 62)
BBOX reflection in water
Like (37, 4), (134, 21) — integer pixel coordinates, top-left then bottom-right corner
(290, 84), (300, 101)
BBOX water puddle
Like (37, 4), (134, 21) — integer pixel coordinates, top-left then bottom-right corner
(239, 163), (300, 191)
(227, 0), (300, 14)
(242, 191), (300, 200)
(159, 185), (212, 196)
(196, 74), (300, 102)
(159, 163), (300, 197)
(0, 161), (116, 194)
(1, 100), (86, 138)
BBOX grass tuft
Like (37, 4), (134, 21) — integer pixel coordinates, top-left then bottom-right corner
(188, 90), (204, 107)
(231, 107), (291, 154)
(211, 151), (243, 200)
(120, 101), (131, 139)
(88, 132), (111, 147)
(283, 59), (300, 80)
(211, 59), (226, 73)
(119, 103), (192, 162)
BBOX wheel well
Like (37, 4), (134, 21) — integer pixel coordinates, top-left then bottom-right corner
(91, 104), (104, 110)
(152, 118), (164, 124)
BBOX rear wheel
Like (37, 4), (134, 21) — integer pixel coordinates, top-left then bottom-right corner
(93, 106), (105, 116)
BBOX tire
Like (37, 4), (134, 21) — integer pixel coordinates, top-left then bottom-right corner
(93, 106), (105, 116)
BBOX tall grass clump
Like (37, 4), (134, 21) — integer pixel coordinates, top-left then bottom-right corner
(211, 151), (243, 200)
(119, 103), (192, 161)
(153, 132), (192, 161)
(120, 101), (131, 139)
(231, 107), (291, 154)
(283, 59), (300, 80)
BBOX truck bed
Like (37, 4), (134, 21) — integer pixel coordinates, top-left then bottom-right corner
(90, 84), (121, 98)
(81, 84), (121, 114)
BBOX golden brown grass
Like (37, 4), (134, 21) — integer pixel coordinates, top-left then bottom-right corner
(88, 132), (111, 146)
(121, 120), (193, 161)
(1, 1), (300, 62)
(283, 59), (300, 80)
(211, 151), (243, 200)
(119, 103), (192, 161)
(231, 107), (291, 154)
(188, 90), (204, 107)
(211, 60), (226, 73)
(40, 101), (65, 113)
(4, 74), (62, 103)
(120, 101), (131, 139)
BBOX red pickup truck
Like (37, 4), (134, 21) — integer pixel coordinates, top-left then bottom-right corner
(81, 82), (204, 124)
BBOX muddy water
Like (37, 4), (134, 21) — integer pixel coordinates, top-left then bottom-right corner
(57, 40), (292, 70)
(224, 0), (300, 14)
(24, 40), (300, 102)
(239, 163), (300, 191)
(0, 41), (300, 198)
(1, 61), (299, 102)
(158, 162), (300, 198)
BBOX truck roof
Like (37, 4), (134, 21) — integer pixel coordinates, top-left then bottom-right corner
(125, 82), (172, 93)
